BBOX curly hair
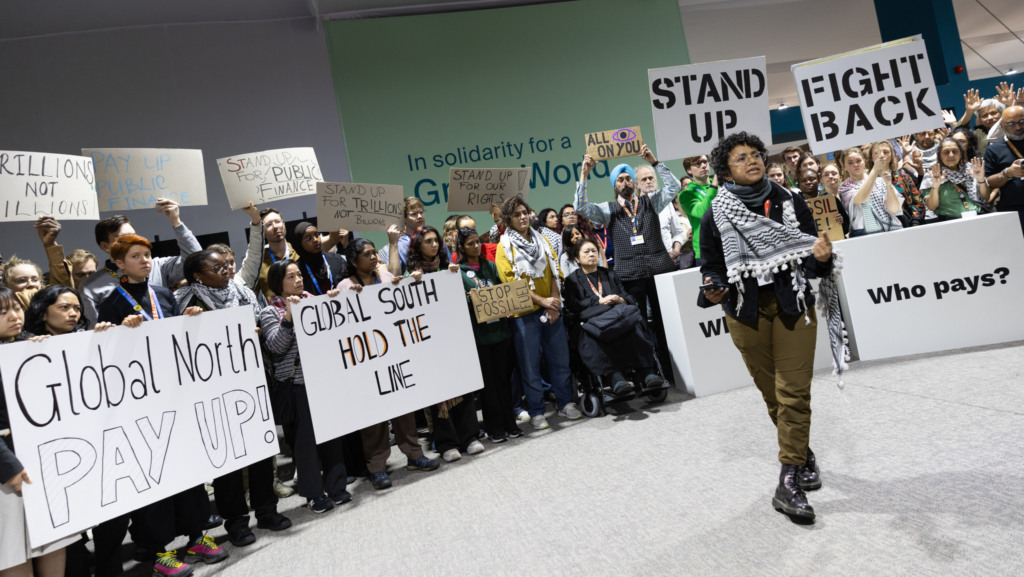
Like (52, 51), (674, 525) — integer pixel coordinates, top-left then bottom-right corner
(500, 195), (532, 230)
(936, 137), (966, 170)
(25, 285), (89, 335)
(183, 250), (219, 285)
(709, 131), (768, 181)
(343, 238), (377, 279)
(406, 226), (449, 273)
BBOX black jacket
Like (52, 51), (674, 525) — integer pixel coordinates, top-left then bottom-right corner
(698, 182), (833, 321)
(97, 279), (181, 325)
(563, 267), (637, 321)
(1, 331), (32, 482)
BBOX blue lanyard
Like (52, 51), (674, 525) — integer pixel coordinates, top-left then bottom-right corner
(304, 254), (333, 295)
(268, 244), (290, 264)
(116, 286), (164, 321)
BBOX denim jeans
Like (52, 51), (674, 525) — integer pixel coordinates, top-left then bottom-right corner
(510, 309), (573, 416)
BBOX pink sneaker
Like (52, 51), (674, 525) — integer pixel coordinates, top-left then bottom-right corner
(184, 534), (228, 564)
(153, 551), (193, 576)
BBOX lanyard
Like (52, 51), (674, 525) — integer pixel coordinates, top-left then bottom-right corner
(116, 286), (163, 321)
(1006, 137), (1023, 160)
(763, 200), (771, 217)
(104, 262), (120, 280)
(268, 244), (290, 264)
(619, 196), (640, 234)
(353, 272), (380, 287)
(304, 254), (333, 295)
(585, 273), (603, 297)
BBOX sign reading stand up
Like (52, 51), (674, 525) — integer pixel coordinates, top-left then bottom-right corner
(217, 147), (322, 210)
(792, 36), (942, 154)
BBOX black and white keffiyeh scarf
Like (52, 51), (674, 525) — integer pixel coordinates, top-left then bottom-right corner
(713, 185), (850, 388)
(501, 228), (559, 290)
(867, 178), (903, 232)
(925, 163), (991, 212)
(175, 279), (261, 322)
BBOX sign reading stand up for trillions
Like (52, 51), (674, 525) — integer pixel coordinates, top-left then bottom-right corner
(792, 35), (942, 154)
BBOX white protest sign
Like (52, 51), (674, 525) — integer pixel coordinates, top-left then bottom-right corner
(0, 307), (278, 547)
(0, 151), (98, 222)
(835, 213), (1024, 361)
(316, 182), (404, 232)
(649, 56), (771, 160)
(447, 168), (531, 212)
(655, 268), (833, 397)
(792, 35), (942, 154)
(217, 147), (322, 210)
(83, 148), (207, 212)
(294, 271), (484, 443)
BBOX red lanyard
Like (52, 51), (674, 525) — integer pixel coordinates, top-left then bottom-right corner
(585, 273), (602, 297)
(1007, 138), (1023, 160)
(619, 196), (640, 234)
(763, 200), (771, 217)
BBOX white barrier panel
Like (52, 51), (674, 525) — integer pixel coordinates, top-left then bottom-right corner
(294, 271), (484, 443)
(836, 212), (1024, 361)
(656, 268), (833, 397)
(0, 307), (277, 547)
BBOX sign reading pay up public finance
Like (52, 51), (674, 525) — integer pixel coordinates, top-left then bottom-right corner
(792, 35), (942, 154)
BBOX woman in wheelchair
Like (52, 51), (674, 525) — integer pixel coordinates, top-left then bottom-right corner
(563, 238), (665, 396)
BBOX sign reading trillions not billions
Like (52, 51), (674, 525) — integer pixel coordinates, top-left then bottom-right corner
(649, 56), (771, 161)
(317, 182), (404, 232)
(447, 167), (531, 212)
(0, 150), (98, 222)
(84, 148), (207, 212)
(217, 147), (323, 210)
(792, 35), (942, 154)
(294, 271), (484, 444)
(0, 307), (278, 547)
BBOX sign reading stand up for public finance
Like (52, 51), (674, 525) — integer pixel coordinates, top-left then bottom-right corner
(0, 151), (99, 222)
(649, 56), (771, 161)
(217, 147), (323, 210)
(294, 271), (484, 443)
(0, 307), (278, 547)
(792, 35), (942, 154)
(83, 148), (207, 212)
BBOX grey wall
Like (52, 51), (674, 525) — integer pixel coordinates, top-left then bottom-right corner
(0, 17), (349, 268)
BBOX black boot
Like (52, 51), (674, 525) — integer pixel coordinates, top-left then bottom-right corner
(799, 447), (821, 491)
(606, 372), (633, 396)
(773, 464), (815, 522)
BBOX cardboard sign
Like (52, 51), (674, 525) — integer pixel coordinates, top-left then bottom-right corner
(649, 56), (771, 161)
(217, 147), (322, 210)
(0, 150), (98, 222)
(293, 271), (484, 443)
(0, 307), (278, 547)
(808, 194), (845, 242)
(83, 148), (207, 212)
(447, 168), (531, 212)
(316, 182), (403, 232)
(835, 213), (1024, 362)
(792, 36), (942, 154)
(584, 127), (644, 161)
(468, 278), (532, 323)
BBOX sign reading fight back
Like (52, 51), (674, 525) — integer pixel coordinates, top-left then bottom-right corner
(792, 35), (942, 154)
(0, 150), (98, 222)
(649, 56), (771, 161)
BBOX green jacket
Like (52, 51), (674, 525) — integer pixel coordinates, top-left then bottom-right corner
(460, 260), (510, 346)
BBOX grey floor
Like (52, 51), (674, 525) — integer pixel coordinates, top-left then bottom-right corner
(126, 341), (1023, 577)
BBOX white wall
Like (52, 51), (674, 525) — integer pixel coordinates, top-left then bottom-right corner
(0, 18), (349, 268)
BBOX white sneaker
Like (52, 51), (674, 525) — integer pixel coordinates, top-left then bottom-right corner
(516, 409), (531, 422)
(558, 403), (582, 420)
(466, 440), (485, 455)
(442, 448), (462, 462)
(531, 415), (549, 430)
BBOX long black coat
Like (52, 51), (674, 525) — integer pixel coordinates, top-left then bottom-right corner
(563, 267), (656, 375)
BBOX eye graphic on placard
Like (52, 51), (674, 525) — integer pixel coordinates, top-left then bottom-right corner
(613, 128), (639, 143)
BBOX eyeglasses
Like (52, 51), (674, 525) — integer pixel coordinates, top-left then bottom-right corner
(729, 152), (767, 166)
(1004, 120), (1024, 130)
(202, 264), (230, 275)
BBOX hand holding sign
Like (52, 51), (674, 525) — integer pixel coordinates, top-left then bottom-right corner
(155, 198), (183, 227)
(6, 469), (31, 492)
(640, 144), (657, 166)
(581, 154), (596, 179)
(813, 232), (833, 263)
(585, 127), (644, 161)
(34, 216), (61, 247)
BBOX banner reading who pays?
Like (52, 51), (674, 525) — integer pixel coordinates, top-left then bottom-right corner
(0, 307), (278, 547)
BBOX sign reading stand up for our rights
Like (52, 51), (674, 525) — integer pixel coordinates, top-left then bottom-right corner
(792, 35), (942, 154)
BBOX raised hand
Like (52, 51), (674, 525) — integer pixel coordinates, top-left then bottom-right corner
(996, 82), (1015, 108)
(387, 224), (401, 246)
(942, 109), (957, 126)
(34, 216), (62, 247)
(639, 144), (657, 166)
(964, 88), (982, 115)
(971, 157), (986, 181)
(581, 154), (596, 178)
(931, 162), (945, 185)
(155, 198), (183, 227)
(242, 201), (260, 225)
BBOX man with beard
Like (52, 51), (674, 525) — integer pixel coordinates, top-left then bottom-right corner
(576, 144), (678, 383)
(256, 207), (301, 301)
(636, 164), (692, 269)
(985, 105), (1024, 230)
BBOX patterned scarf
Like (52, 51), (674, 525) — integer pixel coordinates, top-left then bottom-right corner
(269, 291), (314, 315)
(938, 163), (990, 212)
(866, 177), (903, 232)
(712, 187), (850, 388)
(175, 279), (261, 322)
(501, 228), (558, 289)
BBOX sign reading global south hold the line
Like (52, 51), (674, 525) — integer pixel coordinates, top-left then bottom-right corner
(649, 56), (771, 161)
(447, 167), (531, 212)
(792, 35), (942, 154)
(293, 271), (484, 443)
(83, 148), (207, 212)
(217, 147), (323, 210)
(316, 182), (404, 232)
(0, 150), (98, 222)
(585, 127), (644, 161)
